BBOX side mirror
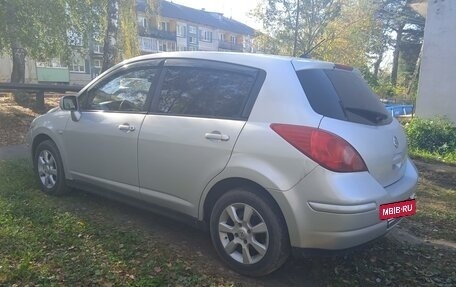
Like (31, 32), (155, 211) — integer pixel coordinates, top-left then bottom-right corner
(60, 95), (81, 122)
(60, 95), (78, 111)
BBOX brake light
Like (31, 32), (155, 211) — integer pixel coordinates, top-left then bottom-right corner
(270, 124), (367, 172)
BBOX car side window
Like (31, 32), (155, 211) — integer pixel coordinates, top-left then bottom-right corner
(154, 67), (256, 119)
(82, 68), (159, 112)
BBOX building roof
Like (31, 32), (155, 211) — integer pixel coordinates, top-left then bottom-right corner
(137, 0), (255, 36)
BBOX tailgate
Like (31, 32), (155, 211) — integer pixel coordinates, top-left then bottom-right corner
(319, 117), (407, 187)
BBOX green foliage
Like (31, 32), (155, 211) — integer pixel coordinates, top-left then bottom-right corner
(315, 0), (377, 67)
(119, 0), (140, 60)
(251, 0), (341, 56)
(405, 118), (456, 164)
(373, 81), (407, 99)
(0, 0), (100, 61)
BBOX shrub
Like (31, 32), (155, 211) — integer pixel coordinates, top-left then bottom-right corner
(405, 118), (456, 163)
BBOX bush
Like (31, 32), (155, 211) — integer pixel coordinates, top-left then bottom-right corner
(405, 118), (456, 163)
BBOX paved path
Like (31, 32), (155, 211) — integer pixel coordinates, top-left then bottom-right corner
(0, 144), (28, 160)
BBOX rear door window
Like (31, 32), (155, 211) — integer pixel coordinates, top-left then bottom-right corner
(153, 64), (258, 119)
(297, 69), (392, 125)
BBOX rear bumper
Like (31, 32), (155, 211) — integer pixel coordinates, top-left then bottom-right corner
(270, 158), (418, 250)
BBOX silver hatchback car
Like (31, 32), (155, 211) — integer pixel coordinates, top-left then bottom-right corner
(26, 52), (418, 276)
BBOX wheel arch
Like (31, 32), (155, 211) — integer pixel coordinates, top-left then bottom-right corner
(202, 177), (289, 238)
(31, 130), (71, 180)
(31, 133), (54, 158)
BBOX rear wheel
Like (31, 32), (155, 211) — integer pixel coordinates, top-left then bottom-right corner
(34, 140), (69, 195)
(209, 188), (289, 276)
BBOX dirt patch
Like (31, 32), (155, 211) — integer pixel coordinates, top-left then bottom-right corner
(414, 160), (456, 190)
(0, 93), (60, 147)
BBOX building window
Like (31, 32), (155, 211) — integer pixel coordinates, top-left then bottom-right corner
(93, 44), (103, 54)
(93, 59), (102, 69)
(160, 21), (169, 31)
(140, 36), (156, 52)
(177, 24), (187, 37)
(68, 30), (83, 47)
(159, 41), (167, 52)
(219, 33), (225, 41)
(200, 30), (212, 42)
(188, 25), (197, 34)
(231, 36), (236, 44)
(158, 41), (176, 52)
(169, 42), (176, 51)
(189, 36), (197, 44)
(138, 16), (147, 28)
(70, 55), (85, 73)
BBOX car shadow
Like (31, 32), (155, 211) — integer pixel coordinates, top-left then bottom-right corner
(66, 189), (379, 287)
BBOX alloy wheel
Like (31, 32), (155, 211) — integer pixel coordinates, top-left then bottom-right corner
(218, 203), (269, 264)
(37, 150), (58, 189)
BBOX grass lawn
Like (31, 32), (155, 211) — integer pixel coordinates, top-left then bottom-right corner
(0, 159), (455, 286)
(401, 160), (456, 242)
(0, 160), (238, 286)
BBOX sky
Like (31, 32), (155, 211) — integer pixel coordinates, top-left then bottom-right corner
(167, 0), (262, 30)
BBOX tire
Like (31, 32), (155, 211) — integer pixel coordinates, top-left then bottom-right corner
(33, 140), (69, 195)
(209, 188), (290, 276)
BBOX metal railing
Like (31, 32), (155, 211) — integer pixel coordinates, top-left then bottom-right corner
(218, 41), (243, 52)
(138, 26), (177, 41)
(0, 83), (83, 110)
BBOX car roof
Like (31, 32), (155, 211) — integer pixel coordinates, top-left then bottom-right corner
(119, 51), (335, 71)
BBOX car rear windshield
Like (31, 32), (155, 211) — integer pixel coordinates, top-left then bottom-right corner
(296, 69), (392, 126)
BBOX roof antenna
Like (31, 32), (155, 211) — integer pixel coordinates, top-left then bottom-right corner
(300, 38), (325, 58)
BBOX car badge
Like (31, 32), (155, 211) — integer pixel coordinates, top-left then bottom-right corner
(393, 136), (399, 149)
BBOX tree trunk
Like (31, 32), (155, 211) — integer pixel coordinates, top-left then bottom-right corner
(407, 43), (423, 98)
(292, 0), (300, 57)
(391, 24), (404, 87)
(6, 2), (26, 83)
(10, 41), (26, 83)
(102, 0), (120, 72)
(373, 52), (383, 80)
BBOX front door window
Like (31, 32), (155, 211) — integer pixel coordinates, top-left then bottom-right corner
(82, 68), (159, 112)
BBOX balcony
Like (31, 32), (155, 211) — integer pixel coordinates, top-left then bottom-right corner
(36, 67), (70, 83)
(138, 26), (176, 41)
(218, 41), (243, 52)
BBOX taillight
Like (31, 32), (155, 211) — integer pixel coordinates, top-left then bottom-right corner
(270, 124), (367, 172)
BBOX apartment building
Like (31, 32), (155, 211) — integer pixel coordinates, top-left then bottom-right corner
(0, 0), (256, 85)
(137, 0), (256, 54)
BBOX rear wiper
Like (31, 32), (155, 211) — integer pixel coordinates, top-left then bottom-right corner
(344, 107), (388, 124)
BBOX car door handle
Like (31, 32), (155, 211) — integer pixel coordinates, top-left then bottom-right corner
(205, 131), (230, 141)
(118, 124), (135, 132)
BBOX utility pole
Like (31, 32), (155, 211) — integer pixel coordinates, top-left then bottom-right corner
(293, 0), (300, 57)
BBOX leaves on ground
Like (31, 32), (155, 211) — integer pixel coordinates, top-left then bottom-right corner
(1, 96), (456, 286)
(0, 93), (60, 147)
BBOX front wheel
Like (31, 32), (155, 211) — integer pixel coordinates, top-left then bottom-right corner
(34, 140), (69, 195)
(209, 188), (290, 276)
